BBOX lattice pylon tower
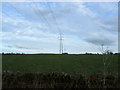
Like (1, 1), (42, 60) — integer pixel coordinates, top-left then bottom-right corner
(59, 32), (64, 54)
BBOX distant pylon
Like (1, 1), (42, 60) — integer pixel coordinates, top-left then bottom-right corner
(101, 44), (104, 54)
(59, 32), (63, 54)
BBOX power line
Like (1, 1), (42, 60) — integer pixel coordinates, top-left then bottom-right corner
(45, 2), (64, 54)
(8, 1), (52, 32)
(7, 3), (25, 18)
(31, 1), (52, 31)
(45, 2), (61, 33)
(31, 1), (63, 53)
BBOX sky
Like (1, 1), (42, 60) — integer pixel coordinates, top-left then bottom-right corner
(1, 2), (118, 54)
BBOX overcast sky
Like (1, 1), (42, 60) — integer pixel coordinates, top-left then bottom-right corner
(1, 2), (118, 54)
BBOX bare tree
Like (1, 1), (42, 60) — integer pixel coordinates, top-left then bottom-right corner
(99, 44), (113, 87)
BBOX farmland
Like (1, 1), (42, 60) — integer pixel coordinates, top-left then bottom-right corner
(2, 54), (118, 76)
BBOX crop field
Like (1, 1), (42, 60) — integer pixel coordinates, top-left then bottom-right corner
(2, 54), (118, 76)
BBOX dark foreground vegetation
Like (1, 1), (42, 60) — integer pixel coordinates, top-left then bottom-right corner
(3, 72), (118, 88)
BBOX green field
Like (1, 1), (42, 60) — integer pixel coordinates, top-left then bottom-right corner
(2, 54), (118, 76)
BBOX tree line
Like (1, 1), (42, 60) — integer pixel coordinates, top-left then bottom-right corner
(1, 52), (119, 55)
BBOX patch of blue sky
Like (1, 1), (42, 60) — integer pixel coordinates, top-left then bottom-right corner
(2, 2), (23, 20)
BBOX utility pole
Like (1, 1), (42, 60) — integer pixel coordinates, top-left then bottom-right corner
(101, 44), (104, 54)
(101, 44), (106, 87)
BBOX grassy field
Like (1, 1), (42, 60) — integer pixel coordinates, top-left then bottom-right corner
(2, 54), (118, 76)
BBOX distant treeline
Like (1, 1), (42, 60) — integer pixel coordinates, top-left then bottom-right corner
(84, 52), (119, 55)
(1, 52), (25, 55)
(1, 52), (119, 55)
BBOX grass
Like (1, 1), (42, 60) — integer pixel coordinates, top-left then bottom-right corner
(2, 54), (118, 76)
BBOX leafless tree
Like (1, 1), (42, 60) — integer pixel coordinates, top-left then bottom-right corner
(99, 44), (113, 87)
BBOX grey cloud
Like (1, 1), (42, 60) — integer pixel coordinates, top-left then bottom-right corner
(14, 45), (29, 49)
(84, 37), (115, 46)
(100, 24), (118, 32)
(6, 45), (13, 48)
(6, 45), (32, 49)
(14, 45), (41, 50)
(99, 17), (118, 32)
(103, 19), (117, 25)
